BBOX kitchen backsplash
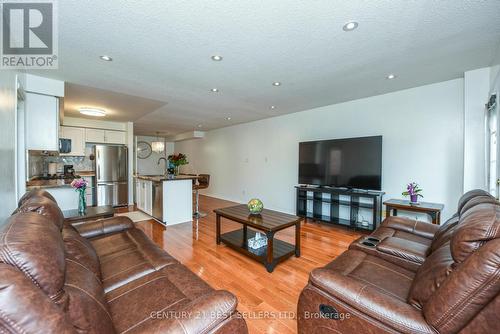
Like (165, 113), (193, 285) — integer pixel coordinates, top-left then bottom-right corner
(28, 145), (95, 178)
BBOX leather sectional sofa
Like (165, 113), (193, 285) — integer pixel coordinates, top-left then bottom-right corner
(298, 189), (500, 333)
(0, 189), (248, 334)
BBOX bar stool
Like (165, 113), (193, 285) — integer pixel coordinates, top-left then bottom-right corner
(193, 174), (210, 218)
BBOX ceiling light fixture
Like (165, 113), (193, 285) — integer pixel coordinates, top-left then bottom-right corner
(211, 88), (219, 92)
(272, 82), (281, 86)
(197, 124), (203, 128)
(270, 105), (277, 110)
(151, 132), (165, 153)
(342, 21), (358, 31)
(386, 74), (396, 79)
(79, 107), (106, 117)
(211, 55), (223, 61)
(226, 117), (232, 121)
(100, 55), (113, 61)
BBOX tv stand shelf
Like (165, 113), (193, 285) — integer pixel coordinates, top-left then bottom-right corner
(295, 186), (384, 231)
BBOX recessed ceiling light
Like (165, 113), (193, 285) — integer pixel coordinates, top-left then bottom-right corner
(386, 74), (397, 79)
(197, 124), (203, 128)
(272, 82), (281, 86)
(226, 117), (232, 121)
(211, 88), (219, 92)
(100, 55), (113, 61)
(79, 107), (106, 117)
(342, 21), (358, 31)
(270, 105), (277, 110)
(211, 55), (223, 61)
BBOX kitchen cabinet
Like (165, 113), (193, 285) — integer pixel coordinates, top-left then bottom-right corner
(136, 179), (152, 215)
(25, 93), (59, 151)
(60, 126), (85, 156)
(85, 128), (126, 144)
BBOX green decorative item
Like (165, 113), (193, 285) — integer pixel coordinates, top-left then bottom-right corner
(247, 198), (264, 215)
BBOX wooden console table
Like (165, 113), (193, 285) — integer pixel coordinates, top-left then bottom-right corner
(63, 205), (115, 223)
(214, 205), (302, 273)
(384, 199), (444, 225)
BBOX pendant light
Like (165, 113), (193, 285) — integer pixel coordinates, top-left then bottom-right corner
(151, 132), (165, 153)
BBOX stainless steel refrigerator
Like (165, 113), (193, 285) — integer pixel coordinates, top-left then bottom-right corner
(94, 145), (128, 206)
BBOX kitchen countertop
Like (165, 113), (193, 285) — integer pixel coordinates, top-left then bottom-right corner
(26, 179), (74, 190)
(134, 174), (198, 182)
(77, 171), (96, 177)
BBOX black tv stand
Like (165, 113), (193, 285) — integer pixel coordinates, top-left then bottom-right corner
(295, 186), (385, 231)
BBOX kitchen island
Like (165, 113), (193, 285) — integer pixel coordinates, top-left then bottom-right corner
(134, 175), (196, 226)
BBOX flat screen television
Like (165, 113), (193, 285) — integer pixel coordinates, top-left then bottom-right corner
(299, 136), (382, 190)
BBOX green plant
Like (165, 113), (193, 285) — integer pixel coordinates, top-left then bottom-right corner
(402, 182), (424, 198)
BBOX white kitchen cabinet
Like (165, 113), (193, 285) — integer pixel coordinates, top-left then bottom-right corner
(105, 130), (127, 144)
(60, 126), (85, 156)
(25, 93), (59, 151)
(85, 128), (126, 144)
(85, 128), (105, 143)
(136, 179), (152, 215)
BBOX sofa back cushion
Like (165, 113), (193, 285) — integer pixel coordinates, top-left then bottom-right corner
(18, 188), (57, 207)
(63, 225), (102, 279)
(0, 264), (75, 333)
(0, 213), (67, 307)
(430, 215), (459, 253)
(14, 196), (65, 230)
(423, 238), (500, 333)
(451, 202), (500, 263)
(65, 259), (116, 334)
(456, 189), (491, 214)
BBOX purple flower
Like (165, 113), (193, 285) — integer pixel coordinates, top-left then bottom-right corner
(71, 178), (88, 190)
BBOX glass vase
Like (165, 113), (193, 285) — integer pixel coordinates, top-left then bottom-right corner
(174, 166), (180, 176)
(78, 188), (87, 214)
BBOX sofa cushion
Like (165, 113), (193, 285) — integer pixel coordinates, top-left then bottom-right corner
(63, 225), (102, 279)
(91, 227), (178, 292)
(65, 259), (115, 334)
(0, 264), (75, 334)
(376, 237), (428, 264)
(451, 202), (500, 263)
(407, 241), (454, 309)
(370, 226), (433, 246)
(73, 216), (134, 239)
(456, 189), (493, 214)
(14, 196), (65, 230)
(429, 215), (459, 253)
(0, 213), (67, 306)
(18, 188), (57, 207)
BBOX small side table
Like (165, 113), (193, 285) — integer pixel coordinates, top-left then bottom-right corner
(384, 199), (444, 225)
(63, 205), (115, 224)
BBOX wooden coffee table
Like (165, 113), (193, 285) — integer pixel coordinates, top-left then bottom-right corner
(214, 205), (303, 273)
(63, 205), (115, 223)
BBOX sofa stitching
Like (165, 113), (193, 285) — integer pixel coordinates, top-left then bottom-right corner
(107, 275), (168, 303)
(65, 258), (101, 285)
(347, 275), (406, 302)
(102, 261), (149, 281)
(100, 248), (137, 263)
(363, 260), (413, 280)
(119, 297), (188, 334)
(0, 309), (27, 334)
(65, 283), (114, 322)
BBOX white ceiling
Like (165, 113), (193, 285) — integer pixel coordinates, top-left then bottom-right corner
(29, 0), (500, 136)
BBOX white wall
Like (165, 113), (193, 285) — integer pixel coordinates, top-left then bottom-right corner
(463, 67), (490, 192)
(135, 136), (174, 175)
(0, 71), (19, 223)
(176, 79), (464, 220)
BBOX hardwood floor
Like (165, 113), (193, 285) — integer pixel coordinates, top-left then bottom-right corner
(119, 195), (364, 334)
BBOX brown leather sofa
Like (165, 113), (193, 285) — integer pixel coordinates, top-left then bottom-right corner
(298, 189), (500, 333)
(0, 190), (248, 334)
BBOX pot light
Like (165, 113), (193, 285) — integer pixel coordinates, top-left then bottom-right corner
(211, 88), (219, 92)
(226, 117), (232, 121)
(211, 55), (223, 61)
(270, 105), (277, 110)
(197, 124), (203, 128)
(100, 55), (113, 61)
(272, 82), (281, 86)
(342, 21), (358, 31)
(79, 107), (106, 117)
(386, 74), (397, 79)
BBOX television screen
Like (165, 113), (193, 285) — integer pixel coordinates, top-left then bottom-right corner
(298, 136), (382, 190)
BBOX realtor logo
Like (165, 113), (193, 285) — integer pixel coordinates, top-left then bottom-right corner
(1, 0), (58, 69)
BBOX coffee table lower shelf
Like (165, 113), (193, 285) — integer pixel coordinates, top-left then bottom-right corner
(220, 229), (296, 272)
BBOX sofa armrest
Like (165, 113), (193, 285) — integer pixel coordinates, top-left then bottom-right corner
(309, 268), (436, 334)
(376, 237), (428, 264)
(382, 216), (439, 239)
(72, 216), (134, 239)
(143, 290), (239, 333)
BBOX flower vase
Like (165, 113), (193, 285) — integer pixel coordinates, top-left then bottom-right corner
(174, 166), (180, 176)
(78, 188), (87, 214)
(410, 194), (418, 204)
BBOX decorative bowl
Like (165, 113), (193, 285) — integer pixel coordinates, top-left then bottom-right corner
(247, 198), (264, 215)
